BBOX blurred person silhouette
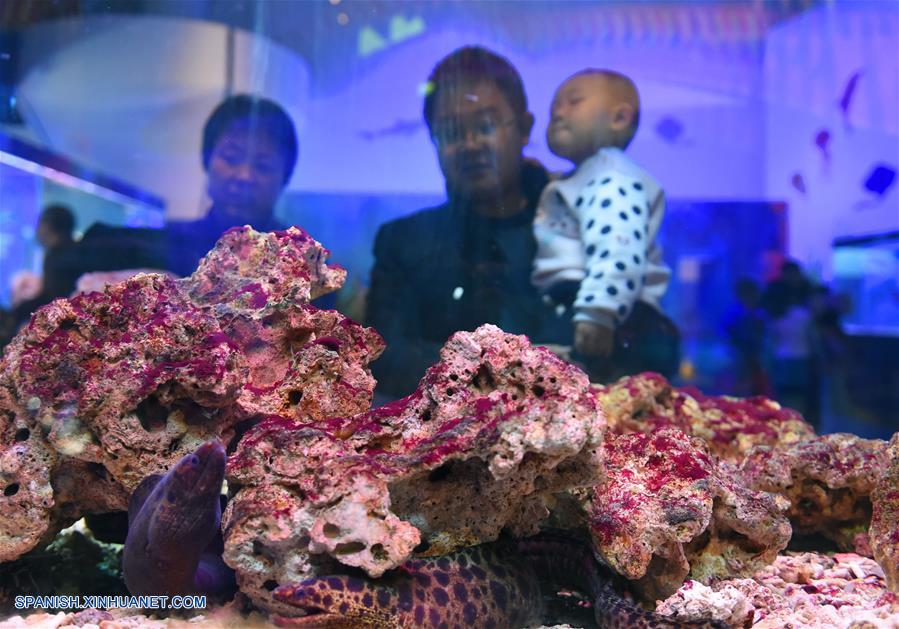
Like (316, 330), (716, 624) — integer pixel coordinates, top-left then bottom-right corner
(761, 259), (812, 315)
(720, 278), (769, 396)
(763, 260), (819, 426)
(809, 285), (876, 433)
(9, 205), (83, 324)
(74, 95), (302, 284)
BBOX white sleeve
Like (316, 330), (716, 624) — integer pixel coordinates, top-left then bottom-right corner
(572, 171), (651, 327)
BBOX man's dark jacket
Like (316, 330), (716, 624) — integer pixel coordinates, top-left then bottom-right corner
(367, 162), (569, 398)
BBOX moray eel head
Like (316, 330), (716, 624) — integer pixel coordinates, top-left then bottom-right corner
(274, 575), (397, 628)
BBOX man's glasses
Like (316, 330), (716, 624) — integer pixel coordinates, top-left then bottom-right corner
(430, 116), (517, 148)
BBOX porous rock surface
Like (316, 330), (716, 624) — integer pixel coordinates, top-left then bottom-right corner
(222, 324), (605, 615)
(586, 427), (792, 602)
(4, 221), (899, 628)
(181, 227), (382, 425)
(184, 226), (345, 311)
(657, 552), (899, 628)
(740, 433), (889, 554)
(870, 433), (899, 592)
(0, 274), (243, 562)
(0, 227), (376, 563)
(0, 387), (57, 563)
(593, 373), (815, 463)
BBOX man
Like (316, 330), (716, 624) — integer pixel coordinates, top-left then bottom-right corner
(10, 205), (83, 325)
(366, 46), (561, 398)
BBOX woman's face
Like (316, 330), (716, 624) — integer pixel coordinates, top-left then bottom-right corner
(429, 81), (532, 204)
(206, 119), (288, 224)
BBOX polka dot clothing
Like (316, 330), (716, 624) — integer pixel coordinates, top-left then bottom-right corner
(532, 147), (671, 329)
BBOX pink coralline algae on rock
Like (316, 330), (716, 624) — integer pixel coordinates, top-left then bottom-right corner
(587, 427), (792, 603)
(221, 324), (605, 616)
(181, 227), (382, 425)
(0, 274), (244, 562)
(222, 305), (384, 424)
(593, 373), (815, 463)
(184, 226), (346, 310)
(870, 433), (899, 591)
(739, 433), (889, 554)
(5, 221), (899, 629)
(0, 226), (373, 563)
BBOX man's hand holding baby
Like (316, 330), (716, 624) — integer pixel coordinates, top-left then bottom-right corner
(574, 320), (614, 356)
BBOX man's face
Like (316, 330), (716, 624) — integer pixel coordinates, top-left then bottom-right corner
(206, 119), (288, 224)
(429, 81), (532, 203)
(35, 221), (53, 249)
(547, 74), (620, 164)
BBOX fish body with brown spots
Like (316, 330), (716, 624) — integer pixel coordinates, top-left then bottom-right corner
(123, 441), (233, 597)
(274, 542), (540, 628)
(274, 533), (729, 628)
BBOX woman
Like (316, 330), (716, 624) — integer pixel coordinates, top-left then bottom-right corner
(165, 95), (299, 276)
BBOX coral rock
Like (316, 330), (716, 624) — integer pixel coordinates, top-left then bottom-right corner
(740, 433), (889, 553)
(654, 578), (764, 628)
(593, 373), (815, 462)
(222, 324), (604, 615)
(871, 433), (899, 591)
(183, 226), (345, 310)
(587, 428), (791, 602)
(182, 226), (381, 425)
(218, 305), (383, 425)
(0, 274), (244, 561)
(0, 226), (365, 563)
(2, 274), (245, 491)
(657, 552), (898, 628)
(0, 387), (56, 562)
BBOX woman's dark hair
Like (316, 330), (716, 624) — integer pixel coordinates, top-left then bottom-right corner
(38, 204), (75, 237)
(423, 46), (528, 131)
(202, 94), (299, 183)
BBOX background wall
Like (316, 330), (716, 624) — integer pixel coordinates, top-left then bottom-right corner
(763, 3), (898, 279)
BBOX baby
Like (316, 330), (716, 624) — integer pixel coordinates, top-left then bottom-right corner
(532, 69), (676, 378)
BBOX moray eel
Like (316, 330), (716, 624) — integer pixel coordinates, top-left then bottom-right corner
(122, 440), (234, 597)
(274, 531), (728, 628)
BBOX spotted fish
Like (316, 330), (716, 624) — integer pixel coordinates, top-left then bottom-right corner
(122, 440), (234, 597)
(274, 532), (728, 628)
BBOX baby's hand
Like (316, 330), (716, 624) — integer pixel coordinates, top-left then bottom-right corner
(574, 321), (614, 357)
